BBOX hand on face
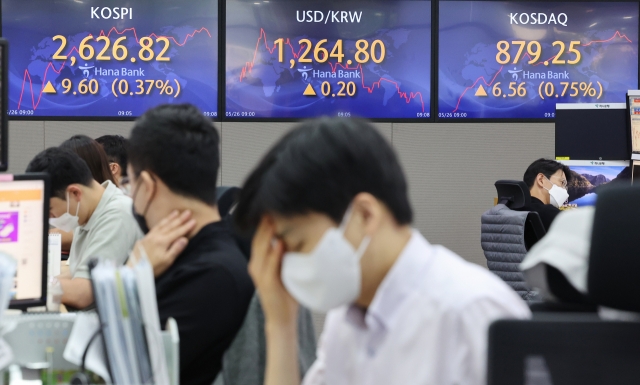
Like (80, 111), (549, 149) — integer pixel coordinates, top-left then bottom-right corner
(129, 210), (196, 277)
(249, 216), (298, 327)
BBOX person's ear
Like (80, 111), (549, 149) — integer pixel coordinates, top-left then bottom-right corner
(137, 170), (156, 202)
(351, 192), (383, 236)
(535, 173), (546, 188)
(109, 162), (121, 178)
(67, 185), (83, 201)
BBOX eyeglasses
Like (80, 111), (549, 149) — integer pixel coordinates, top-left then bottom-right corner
(553, 177), (568, 188)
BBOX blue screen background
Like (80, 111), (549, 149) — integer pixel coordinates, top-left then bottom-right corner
(2, 0), (218, 118)
(225, 0), (431, 119)
(438, 1), (639, 119)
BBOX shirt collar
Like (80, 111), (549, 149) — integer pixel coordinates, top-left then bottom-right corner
(347, 230), (434, 332)
(171, 220), (229, 259)
(80, 180), (119, 232)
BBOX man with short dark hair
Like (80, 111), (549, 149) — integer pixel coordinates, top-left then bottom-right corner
(519, 158), (572, 231)
(127, 104), (254, 385)
(96, 135), (129, 193)
(233, 118), (530, 385)
(26, 148), (141, 309)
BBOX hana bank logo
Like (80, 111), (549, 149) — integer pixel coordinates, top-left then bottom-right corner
(78, 63), (95, 78)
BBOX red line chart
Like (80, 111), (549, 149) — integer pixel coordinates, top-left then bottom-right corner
(451, 31), (633, 113)
(238, 28), (426, 112)
(18, 26), (211, 110)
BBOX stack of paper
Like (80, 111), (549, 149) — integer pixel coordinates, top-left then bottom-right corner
(48, 233), (61, 279)
(0, 252), (17, 370)
(89, 256), (169, 385)
(0, 252), (16, 315)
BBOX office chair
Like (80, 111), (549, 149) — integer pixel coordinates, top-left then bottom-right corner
(213, 187), (318, 385)
(216, 186), (241, 218)
(588, 185), (640, 313)
(481, 180), (545, 301)
(488, 186), (640, 385)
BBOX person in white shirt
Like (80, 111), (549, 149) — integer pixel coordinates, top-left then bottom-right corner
(521, 206), (595, 298)
(26, 147), (142, 309)
(233, 118), (531, 385)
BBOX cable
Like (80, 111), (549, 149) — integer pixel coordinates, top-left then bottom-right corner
(69, 328), (102, 385)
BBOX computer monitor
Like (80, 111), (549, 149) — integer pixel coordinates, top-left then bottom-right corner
(0, 39), (8, 171)
(488, 318), (640, 385)
(556, 103), (630, 161)
(628, 91), (640, 155)
(0, 173), (49, 309)
(560, 160), (630, 208)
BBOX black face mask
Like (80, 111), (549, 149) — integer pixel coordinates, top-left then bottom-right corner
(131, 205), (150, 235)
(131, 176), (156, 235)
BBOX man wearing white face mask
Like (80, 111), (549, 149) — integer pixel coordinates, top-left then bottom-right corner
(26, 147), (142, 309)
(234, 118), (531, 385)
(518, 158), (572, 231)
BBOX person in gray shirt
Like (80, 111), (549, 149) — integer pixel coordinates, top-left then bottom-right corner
(26, 147), (142, 309)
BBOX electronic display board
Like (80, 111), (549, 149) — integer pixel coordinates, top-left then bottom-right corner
(438, 1), (639, 119)
(0, 40), (8, 171)
(225, 0), (431, 119)
(2, 0), (218, 118)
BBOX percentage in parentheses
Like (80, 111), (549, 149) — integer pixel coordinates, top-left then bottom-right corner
(156, 80), (174, 95)
(111, 78), (119, 98)
(597, 81), (603, 100)
(174, 79), (181, 98)
(580, 82), (597, 97)
(538, 81), (545, 100)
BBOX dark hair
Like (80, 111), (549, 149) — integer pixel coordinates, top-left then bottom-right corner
(523, 158), (572, 189)
(95, 135), (128, 177)
(59, 135), (117, 185)
(26, 147), (93, 199)
(234, 118), (413, 232)
(128, 104), (220, 205)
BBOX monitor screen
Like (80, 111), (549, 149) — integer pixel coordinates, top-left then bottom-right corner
(0, 39), (7, 171)
(628, 91), (640, 153)
(438, 1), (639, 120)
(1, 0), (218, 119)
(561, 160), (630, 207)
(555, 104), (630, 160)
(225, 0), (431, 120)
(0, 175), (48, 308)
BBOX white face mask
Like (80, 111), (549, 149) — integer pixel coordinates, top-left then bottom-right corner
(49, 192), (81, 233)
(544, 178), (569, 208)
(281, 207), (371, 313)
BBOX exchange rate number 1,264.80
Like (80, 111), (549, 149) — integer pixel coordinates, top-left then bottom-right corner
(274, 39), (386, 65)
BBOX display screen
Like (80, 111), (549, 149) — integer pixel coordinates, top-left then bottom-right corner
(0, 179), (45, 301)
(225, 0), (431, 119)
(563, 161), (630, 207)
(555, 104), (629, 160)
(438, 1), (639, 119)
(1, 42), (6, 170)
(629, 93), (640, 153)
(2, 0), (218, 118)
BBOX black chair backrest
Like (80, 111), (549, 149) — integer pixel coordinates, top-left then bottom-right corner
(495, 180), (531, 209)
(524, 211), (546, 251)
(588, 185), (640, 312)
(217, 186), (241, 218)
(488, 318), (640, 385)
